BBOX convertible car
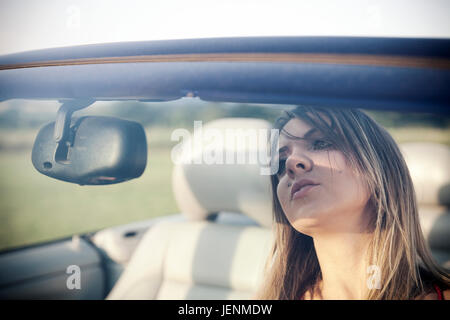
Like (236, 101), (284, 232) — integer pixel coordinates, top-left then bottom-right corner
(0, 37), (448, 299)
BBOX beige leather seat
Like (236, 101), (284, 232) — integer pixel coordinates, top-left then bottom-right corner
(107, 120), (450, 300)
(400, 142), (450, 269)
(107, 118), (274, 299)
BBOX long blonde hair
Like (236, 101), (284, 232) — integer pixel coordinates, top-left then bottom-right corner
(257, 106), (449, 300)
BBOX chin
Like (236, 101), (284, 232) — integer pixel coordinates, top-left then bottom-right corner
(290, 215), (322, 236)
(287, 206), (332, 236)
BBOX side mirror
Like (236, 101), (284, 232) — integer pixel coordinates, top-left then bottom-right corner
(32, 116), (147, 185)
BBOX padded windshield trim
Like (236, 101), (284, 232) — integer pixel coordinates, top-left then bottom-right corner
(1, 53), (449, 70)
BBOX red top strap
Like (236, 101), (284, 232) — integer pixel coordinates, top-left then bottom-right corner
(433, 283), (444, 300)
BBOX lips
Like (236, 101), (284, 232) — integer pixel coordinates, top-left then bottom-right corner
(290, 179), (319, 200)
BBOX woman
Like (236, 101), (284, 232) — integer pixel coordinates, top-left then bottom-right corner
(257, 105), (449, 300)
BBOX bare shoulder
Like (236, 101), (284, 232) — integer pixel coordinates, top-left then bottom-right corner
(443, 289), (450, 300)
(415, 288), (450, 300)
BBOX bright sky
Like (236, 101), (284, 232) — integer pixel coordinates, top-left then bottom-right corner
(0, 0), (449, 55)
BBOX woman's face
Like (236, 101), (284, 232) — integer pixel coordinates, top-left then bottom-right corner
(276, 117), (371, 235)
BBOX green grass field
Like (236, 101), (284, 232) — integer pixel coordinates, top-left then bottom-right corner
(0, 126), (449, 251)
(0, 127), (180, 251)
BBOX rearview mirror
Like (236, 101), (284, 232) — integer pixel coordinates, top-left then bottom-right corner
(32, 116), (147, 185)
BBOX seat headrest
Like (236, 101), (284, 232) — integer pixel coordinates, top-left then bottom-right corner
(400, 142), (450, 206)
(172, 118), (273, 228)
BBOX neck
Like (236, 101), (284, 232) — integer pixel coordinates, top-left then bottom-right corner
(312, 231), (373, 300)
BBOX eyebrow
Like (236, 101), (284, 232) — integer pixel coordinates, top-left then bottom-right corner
(278, 128), (317, 153)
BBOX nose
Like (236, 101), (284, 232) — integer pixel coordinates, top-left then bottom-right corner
(285, 151), (313, 179)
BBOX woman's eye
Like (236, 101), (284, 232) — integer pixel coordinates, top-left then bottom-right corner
(311, 139), (332, 150)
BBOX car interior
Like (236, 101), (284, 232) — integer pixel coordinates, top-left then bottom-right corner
(0, 36), (448, 300)
(0, 115), (448, 300)
(103, 118), (450, 300)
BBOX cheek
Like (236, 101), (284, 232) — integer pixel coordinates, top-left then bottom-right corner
(326, 159), (370, 210)
(276, 178), (288, 207)
(318, 151), (370, 213)
(325, 150), (346, 174)
(277, 180), (285, 202)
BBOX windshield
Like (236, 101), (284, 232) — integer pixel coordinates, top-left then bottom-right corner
(0, 98), (448, 251)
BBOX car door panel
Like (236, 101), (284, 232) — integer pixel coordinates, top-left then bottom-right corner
(0, 237), (105, 299)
